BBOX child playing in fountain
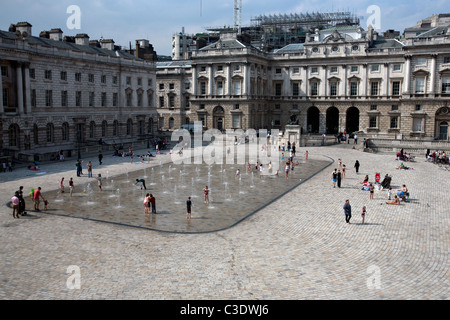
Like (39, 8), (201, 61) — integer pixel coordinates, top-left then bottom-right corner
(97, 174), (103, 191)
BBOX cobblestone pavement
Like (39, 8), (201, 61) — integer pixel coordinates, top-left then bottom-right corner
(0, 145), (448, 300)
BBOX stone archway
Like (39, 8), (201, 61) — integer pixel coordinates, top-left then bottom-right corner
(213, 106), (225, 131)
(307, 106), (320, 134)
(326, 107), (340, 134)
(436, 107), (450, 140)
(346, 106), (360, 134)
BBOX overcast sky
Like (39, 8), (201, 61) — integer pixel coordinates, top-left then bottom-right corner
(1, 0), (449, 55)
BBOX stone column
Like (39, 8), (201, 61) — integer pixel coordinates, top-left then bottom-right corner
(322, 66), (328, 96)
(342, 65), (347, 97)
(226, 63), (232, 96)
(362, 64), (368, 97)
(16, 62), (24, 114)
(404, 55), (411, 94)
(24, 62), (32, 114)
(430, 54), (437, 95)
(192, 66), (198, 96)
(0, 59), (3, 113)
(208, 64), (213, 96)
(384, 63), (390, 97)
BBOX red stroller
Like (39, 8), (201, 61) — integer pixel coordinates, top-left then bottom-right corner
(375, 173), (381, 183)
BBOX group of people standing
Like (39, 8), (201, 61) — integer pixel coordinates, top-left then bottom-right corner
(11, 186), (47, 219)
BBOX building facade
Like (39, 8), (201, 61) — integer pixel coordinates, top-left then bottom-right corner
(0, 22), (157, 161)
(187, 17), (450, 142)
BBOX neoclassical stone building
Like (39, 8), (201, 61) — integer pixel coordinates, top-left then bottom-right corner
(187, 19), (450, 142)
(0, 22), (157, 161)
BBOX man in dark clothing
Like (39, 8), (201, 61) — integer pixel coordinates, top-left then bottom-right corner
(344, 200), (352, 225)
(98, 151), (103, 165)
(136, 179), (147, 190)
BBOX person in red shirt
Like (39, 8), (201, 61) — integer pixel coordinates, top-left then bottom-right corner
(33, 187), (45, 211)
(149, 194), (156, 214)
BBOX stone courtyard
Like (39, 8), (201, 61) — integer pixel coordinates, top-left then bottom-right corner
(0, 144), (448, 300)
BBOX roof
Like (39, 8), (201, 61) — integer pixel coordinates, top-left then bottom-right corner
(321, 25), (362, 33)
(0, 29), (141, 61)
(415, 26), (449, 38)
(274, 43), (304, 53)
(369, 39), (405, 49)
(156, 61), (192, 68)
(200, 39), (247, 51)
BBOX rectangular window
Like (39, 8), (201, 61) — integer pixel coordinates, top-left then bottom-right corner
(200, 66), (207, 72)
(159, 96), (165, 108)
(233, 81), (241, 95)
(126, 92), (132, 107)
(415, 78), (425, 93)
(88, 74), (95, 83)
(233, 65), (240, 71)
(1, 66), (8, 77)
(351, 66), (358, 73)
(217, 81), (224, 95)
(169, 95), (175, 108)
(369, 116), (377, 128)
(169, 83), (175, 90)
(275, 83), (282, 96)
(370, 105), (377, 111)
(330, 66), (338, 73)
(350, 82), (358, 96)
(89, 92), (95, 107)
(75, 73), (81, 82)
(113, 93), (118, 107)
(45, 90), (53, 107)
(137, 78), (142, 86)
(273, 114), (281, 126)
(185, 96), (190, 109)
(392, 105), (399, 111)
(102, 92), (107, 107)
(311, 67), (318, 74)
(393, 64), (402, 71)
(60, 71), (67, 81)
(310, 82), (318, 96)
(370, 82), (379, 96)
(292, 67), (300, 74)
(330, 82), (337, 96)
(442, 77), (450, 93)
(200, 82), (207, 95)
(444, 57), (450, 64)
(45, 70), (52, 80)
(101, 75), (106, 84)
(413, 118), (423, 132)
(126, 77), (131, 85)
(275, 68), (282, 74)
(233, 115), (240, 128)
(29, 68), (35, 79)
(390, 116), (399, 129)
(292, 82), (300, 96)
(217, 65), (223, 71)
(137, 93), (142, 107)
(113, 76), (118, 85)
(2, 88), (8, 106)
(392, 81), (401, 96)
(371, 65), (380, 72)
(61, 91), (67, 107)
(31, 89), (36, 107)
(76, 91), (82, 107)
(415, 105), (423, 111)
(416, 57), (427, 65)
(159, 83), (165, 90)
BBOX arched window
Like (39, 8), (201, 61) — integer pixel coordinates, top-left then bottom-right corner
(113, 120), (119, 137)
(89, 121), (96, 139)
(8, 124), (20, 147)
(33, 124), (39, 145)
(62, 122), (70, 141)
(46, 123), (54, 143)
(102, 121), (108, 137)
(127, 119), (133, 136)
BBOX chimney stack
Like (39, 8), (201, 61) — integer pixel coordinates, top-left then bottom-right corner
(101, 39), (115, 50)
(75, 33), (90, 46)
(15, 22), (32, 36)
(49, 28), (63, 41)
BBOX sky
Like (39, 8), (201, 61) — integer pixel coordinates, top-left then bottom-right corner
(1, 0), (449, 56)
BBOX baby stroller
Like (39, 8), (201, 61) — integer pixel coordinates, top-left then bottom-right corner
(375, 173), (381, 183)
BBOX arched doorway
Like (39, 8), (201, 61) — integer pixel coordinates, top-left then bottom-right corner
(213, 106), (225, 131)
(436, 107), (450, 140)
(346, 107), (360, 134)
(326, 107), (340, 134)
(307, 106), (320, 134)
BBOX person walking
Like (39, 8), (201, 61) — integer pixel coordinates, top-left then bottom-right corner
(186, 197), (193, 220)
(59, 178), (65, 193)
(98, 151), (103, 165)
(97, 174), (103, 191)
(337, 169), (342, 188)
(344, 200), (352, 225)
(203, 186), (210, 204)
(332, 169), (338, 188)
(12, 192), (20, 219)
(143, 193), (150, 215)
(354, 134), (358, 144)
(369, 184), (374, 199)
(354, 160), (360, 174)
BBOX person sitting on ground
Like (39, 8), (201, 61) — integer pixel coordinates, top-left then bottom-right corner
(386, 195), (401, 205)
(397, 163), (412, 170)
